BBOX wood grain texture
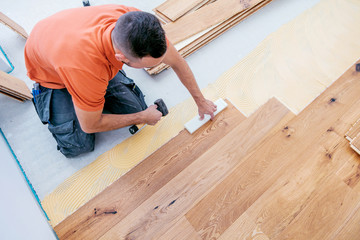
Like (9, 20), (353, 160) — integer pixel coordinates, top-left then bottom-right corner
(0, 12), (28, 39)
(99, 98), (291, 240)
(218, 212), (269, 240)
(186, 60), (360, 238)
(147, 0), (272, 75)
(163, 0), (264, 44)
(0, 71), (32, 100)
(332, 201), (360, 240)
(242, 95), (360, 239)
(155, 0), (208, 22)
(54, 101), (245, 239)
(274, 175), (360, 240)
(241, 127), (357, 239)
(159, 217), (202, 240)
(345, 118), (360, 141)
(350, 133), (360, 155)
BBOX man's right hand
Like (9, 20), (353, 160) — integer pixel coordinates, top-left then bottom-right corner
(143, 105), (162, 125)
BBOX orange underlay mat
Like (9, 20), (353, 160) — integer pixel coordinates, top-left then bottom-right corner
(42, 0), (360, 227)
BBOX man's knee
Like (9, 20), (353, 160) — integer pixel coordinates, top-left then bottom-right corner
(48, 119), (95, 158)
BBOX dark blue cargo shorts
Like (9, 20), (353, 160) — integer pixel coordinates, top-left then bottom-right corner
(32, 70), (147, 158)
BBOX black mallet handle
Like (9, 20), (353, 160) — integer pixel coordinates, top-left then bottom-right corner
(129, 99), (168, 134)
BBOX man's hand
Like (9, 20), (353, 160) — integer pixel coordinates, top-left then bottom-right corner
(162, 41), (217, 121)
(74, 104), (162, 134)
(143, 105), (163, 125)
(197, 99), (217, 120)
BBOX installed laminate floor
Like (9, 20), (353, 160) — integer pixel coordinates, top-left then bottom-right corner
(56, 61), (360, 239)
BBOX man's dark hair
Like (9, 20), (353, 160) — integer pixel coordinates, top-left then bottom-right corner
(112, 11), (167, 59)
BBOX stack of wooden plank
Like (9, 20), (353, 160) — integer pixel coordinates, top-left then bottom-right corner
(0, 12), (31, 101)
(0, 71), (32, 101)
(146, 0), (273, 74)
(345, 118), (360, 155)
(0, 12), (28, 39)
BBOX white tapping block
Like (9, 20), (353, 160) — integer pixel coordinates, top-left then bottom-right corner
(185, 98), (228, 134)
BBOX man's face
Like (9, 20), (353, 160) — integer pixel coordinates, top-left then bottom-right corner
(122, 54), (166, 69)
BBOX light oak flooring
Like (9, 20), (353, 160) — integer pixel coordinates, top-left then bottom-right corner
(55, 61), (360, 240)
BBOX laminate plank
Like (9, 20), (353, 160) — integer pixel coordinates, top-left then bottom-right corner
(159, 217), (202, 240)
(336, 152), (360, 190)
(99, 98), (291, 239)
(350, 133), (360, 155)
(0, 88), (27, 101)
(332, 201), (360, 240)
(0, 12), (28, 39)
(0, 71), (32, 99)
(0, 86), (30, 100)
(218, 212), (269, 240)
(0, 89), (25, 102)
(54, 101), (245, 239)
(235, 81), (360, 239)
(178, 0), (272, 55)
(163, 0), (265, 44)
(155, 0), (208, 22)
(147, 0), (272, 75)
(239, 125), (358, 239)
(154, 9), (173, 24)
(220, 84), (360, 240)
(186, 60), (360, 238)
(274, 175), (360, 240)
(345, 118), (360, 141)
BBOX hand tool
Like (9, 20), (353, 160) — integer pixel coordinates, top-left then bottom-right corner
(129, 98), (168, 134)
(185, 98), (227, 134)
(82, 0), (90, 7)
(32, 82), (41, 103)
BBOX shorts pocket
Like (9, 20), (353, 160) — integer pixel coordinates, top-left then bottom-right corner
(33, 89), (53, 124)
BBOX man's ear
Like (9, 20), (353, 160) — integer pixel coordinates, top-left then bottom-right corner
(115, 52), (128, 63)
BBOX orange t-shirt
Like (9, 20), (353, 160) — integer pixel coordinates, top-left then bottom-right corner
(24, 5), (140, 111)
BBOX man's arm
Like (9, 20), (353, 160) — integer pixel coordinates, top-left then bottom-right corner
(162, 40), (217, 119)
(74, 104), (162, 133)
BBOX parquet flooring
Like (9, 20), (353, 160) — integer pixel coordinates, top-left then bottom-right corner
(56, 61), (360, 240)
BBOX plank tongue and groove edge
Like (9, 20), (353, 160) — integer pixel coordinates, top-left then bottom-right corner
(97, 98), (292, 239)
(54, 100), (246, 240)
(186, 60), (360, 239)
(163, 0), (264, 45)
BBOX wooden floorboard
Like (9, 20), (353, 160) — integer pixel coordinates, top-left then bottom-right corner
(163, 0), (264, 44)
(345, 118), (360, 141)
(159, 216), (202, 240)
(332, 202), (360, 240)
(186, 61), (360, 238)
(0, 71), (32, 100)
(54, 100), (245, 239)
(147, 0), (272, 74)
(55, 61), (360, 239)
(155, 0), (207, 22)
(98, 98), (291, 239)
